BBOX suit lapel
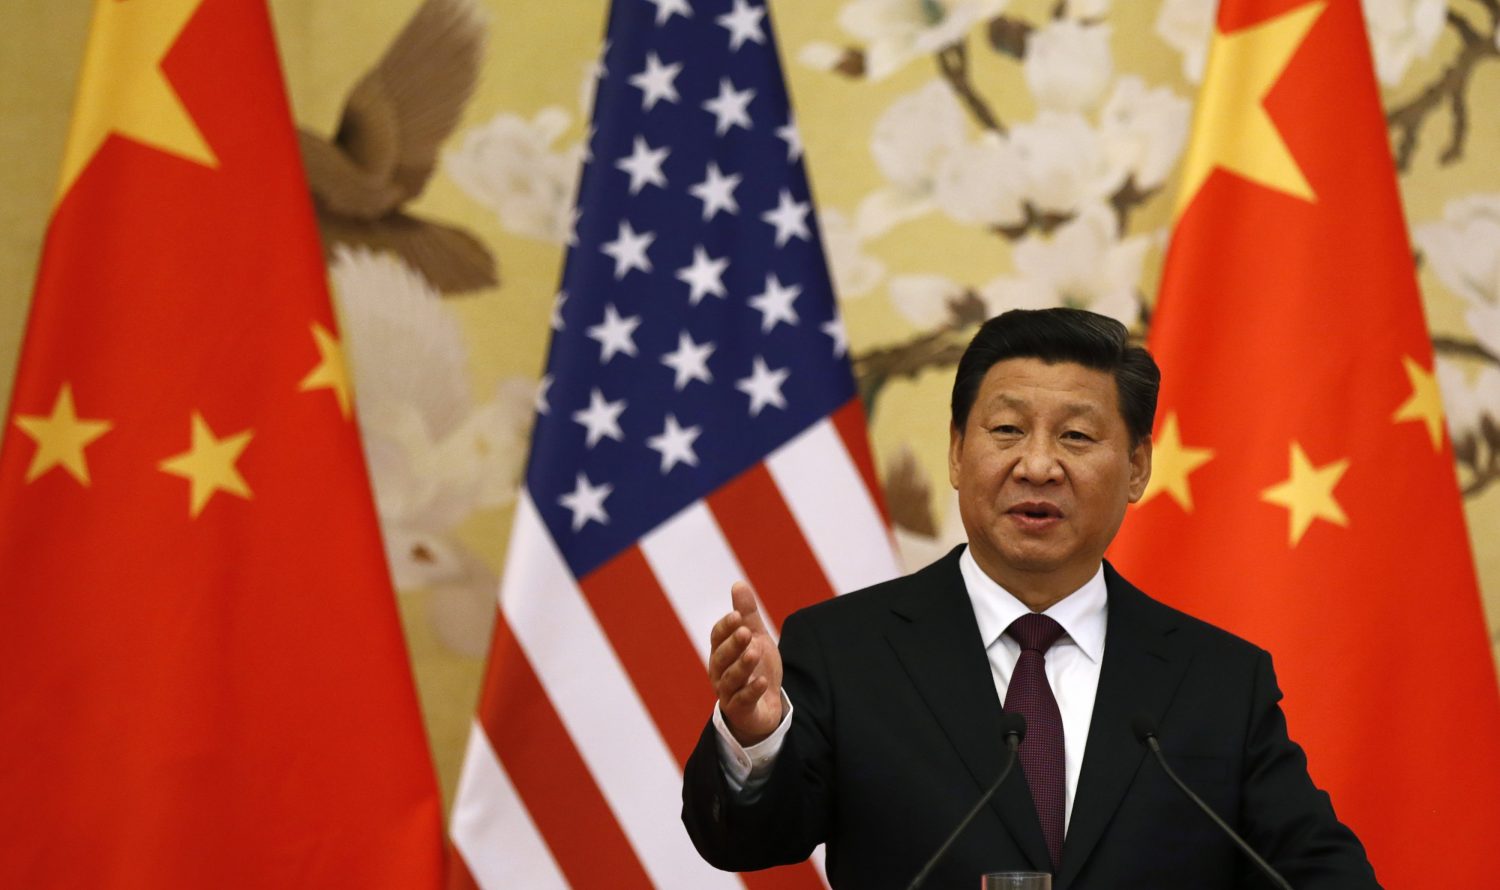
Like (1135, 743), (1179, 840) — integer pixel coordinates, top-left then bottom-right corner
(884, 549), (1053, 873)
(1056, 563), (1193, 889)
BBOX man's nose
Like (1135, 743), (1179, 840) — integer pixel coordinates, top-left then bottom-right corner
(1012, 436), (1064, 483)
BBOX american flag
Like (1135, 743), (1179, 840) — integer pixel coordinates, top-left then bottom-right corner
(446, 0), (901, 887)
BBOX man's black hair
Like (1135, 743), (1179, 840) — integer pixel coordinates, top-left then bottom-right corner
(950, 308), (1160, 446)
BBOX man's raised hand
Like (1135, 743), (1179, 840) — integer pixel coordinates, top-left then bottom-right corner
(708, 581), (784, 746)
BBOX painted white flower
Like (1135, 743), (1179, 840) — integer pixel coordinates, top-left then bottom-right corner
(871, 80), (970, 195)
(979, 203), (1147, 325)
(855, 188), (937, 238)
(1063, 0), (1111, 19)
(329, 247), (534, 613)
(838, 0), (1008, 79)
(359, 387), (530, 603)
(330, 246), (472, 440)
(1011, 112), (1126, 215)
(1414, 194), (1500, 359)
(933, 131), (1028, 228)
(445, 107), (583, 243)
(1155, 0), (1216, 84)
(1435, 359), (1500, 447)
(887, 273), (969, 327)
(579, 40), (610, 118)
(1415, 195), (1500, 307)
(1466, 302), (1500, 366)
(361, 402), (485, 584)
(382, 523), (498, 656)
(1023, 21), (1114, 113)
(1363, 0), (1445, 86)
(821, 208), (888, 299)
(799, 40), (851, 71)
(863, 80), (970, 230)
(1098, 76), (1192, 190)
(428, 377), (538, 511)
(381, 524), (471, 592)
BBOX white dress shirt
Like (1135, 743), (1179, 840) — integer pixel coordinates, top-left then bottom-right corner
(958, 548), (1106, 831)
(715, 548), (1109, 833)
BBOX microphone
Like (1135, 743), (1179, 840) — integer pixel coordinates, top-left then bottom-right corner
(905, 712), (1027, 890)
(1130, 713), (1294, 890)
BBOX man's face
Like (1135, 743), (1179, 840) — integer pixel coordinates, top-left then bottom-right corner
(948, 357), (1152, 597)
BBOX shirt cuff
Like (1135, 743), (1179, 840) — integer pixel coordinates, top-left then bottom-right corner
(712, 690), (794, 799)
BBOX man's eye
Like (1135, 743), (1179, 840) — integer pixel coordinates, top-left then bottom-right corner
(991, 425), (1022, 436)
(1063, 430), (1092, 441)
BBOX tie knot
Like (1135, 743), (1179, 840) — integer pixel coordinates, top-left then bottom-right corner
(1007, 613), (1065, 653)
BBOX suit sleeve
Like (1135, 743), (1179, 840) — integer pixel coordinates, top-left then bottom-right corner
(1239, 648), (1383, 890)
(682, 608), (835, 872)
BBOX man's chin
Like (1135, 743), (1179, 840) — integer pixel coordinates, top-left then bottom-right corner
(976, 543), (1072, 579)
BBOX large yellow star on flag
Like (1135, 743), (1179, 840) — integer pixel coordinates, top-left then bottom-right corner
(1261, 441), (1349, 546)
(158, 412), (253, 518)
(1173, 1), (1326, 219)
(57, 0), (217, 201)
(1391, 355), (1445, 450)
(1138, 412), (1215, 511)
(299, 323), (353, 418)
(12, 383), (113, 486)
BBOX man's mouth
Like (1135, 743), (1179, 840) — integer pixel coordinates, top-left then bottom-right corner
(1007, 502), (1063, 521)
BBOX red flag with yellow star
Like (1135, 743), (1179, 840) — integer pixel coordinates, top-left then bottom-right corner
(0, 0), (444, 886)
(1109, 0), (1500, 884)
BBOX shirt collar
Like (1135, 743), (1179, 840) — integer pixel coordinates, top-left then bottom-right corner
(958, 546), (1108, 663)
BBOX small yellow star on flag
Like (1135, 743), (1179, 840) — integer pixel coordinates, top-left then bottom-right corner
(299, 323), (352, 418)
(1261, 440), (1349, 546)
(57, 0), (216, 201)
(1174, 0), (1326, 219)
(13, 383), (113, 485)
(1391, 355), (1445, 450)
(158, 412), (253, 518)
(1138, 411), (1214, 511)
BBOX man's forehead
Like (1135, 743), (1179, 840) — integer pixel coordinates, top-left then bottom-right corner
(977, 359), (1118, 412)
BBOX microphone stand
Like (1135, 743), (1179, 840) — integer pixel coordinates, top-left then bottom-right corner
(1133, 714), (1294, 890)
(905, 715), (1027, 890)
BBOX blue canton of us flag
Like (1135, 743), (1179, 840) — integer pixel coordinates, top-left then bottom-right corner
(532, 0), (857, 578)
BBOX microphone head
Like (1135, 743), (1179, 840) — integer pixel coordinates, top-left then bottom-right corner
(999, 711), (1027, 744)
(1129, 712), (1158, 744)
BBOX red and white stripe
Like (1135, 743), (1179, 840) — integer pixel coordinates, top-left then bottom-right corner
(450, 406), (900, 887)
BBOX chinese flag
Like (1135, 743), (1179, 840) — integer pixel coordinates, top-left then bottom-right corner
(1109, 0), (1500, 885)
(0, 0), (444, 886)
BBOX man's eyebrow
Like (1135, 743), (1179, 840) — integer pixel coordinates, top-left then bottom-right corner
(1060, 402), (1104, 419)
(992, 394), (1104, 418)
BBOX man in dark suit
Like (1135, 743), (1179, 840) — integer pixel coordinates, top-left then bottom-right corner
(682, 308), (1381, 888)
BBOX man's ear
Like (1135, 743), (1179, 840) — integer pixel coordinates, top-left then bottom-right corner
(948, 422), (964, 491)
(1127, 436), (1153, 503)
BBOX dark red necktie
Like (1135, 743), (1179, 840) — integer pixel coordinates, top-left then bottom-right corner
(1004, 613), (1067, 871)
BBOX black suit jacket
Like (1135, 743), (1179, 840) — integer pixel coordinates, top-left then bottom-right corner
(682, 548), (1380, 889)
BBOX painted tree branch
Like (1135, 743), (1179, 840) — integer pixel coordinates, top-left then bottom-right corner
(1457, 413), (1500, 497)
(1462, 467), (1499, 498)
(1109, 176), (1161, 237)
(987, 14), (1033, 60)
(990, 175), (1162, 244)
(1387, 8), (1500, 171)
(1433, 334), (1500, 367)
(853, 292), (989, 416)
(1437, 334), (1500, 498)
(936, 40), (1005, 133)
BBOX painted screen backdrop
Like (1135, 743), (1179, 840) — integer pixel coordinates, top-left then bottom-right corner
(3, 0), (1498, 842)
